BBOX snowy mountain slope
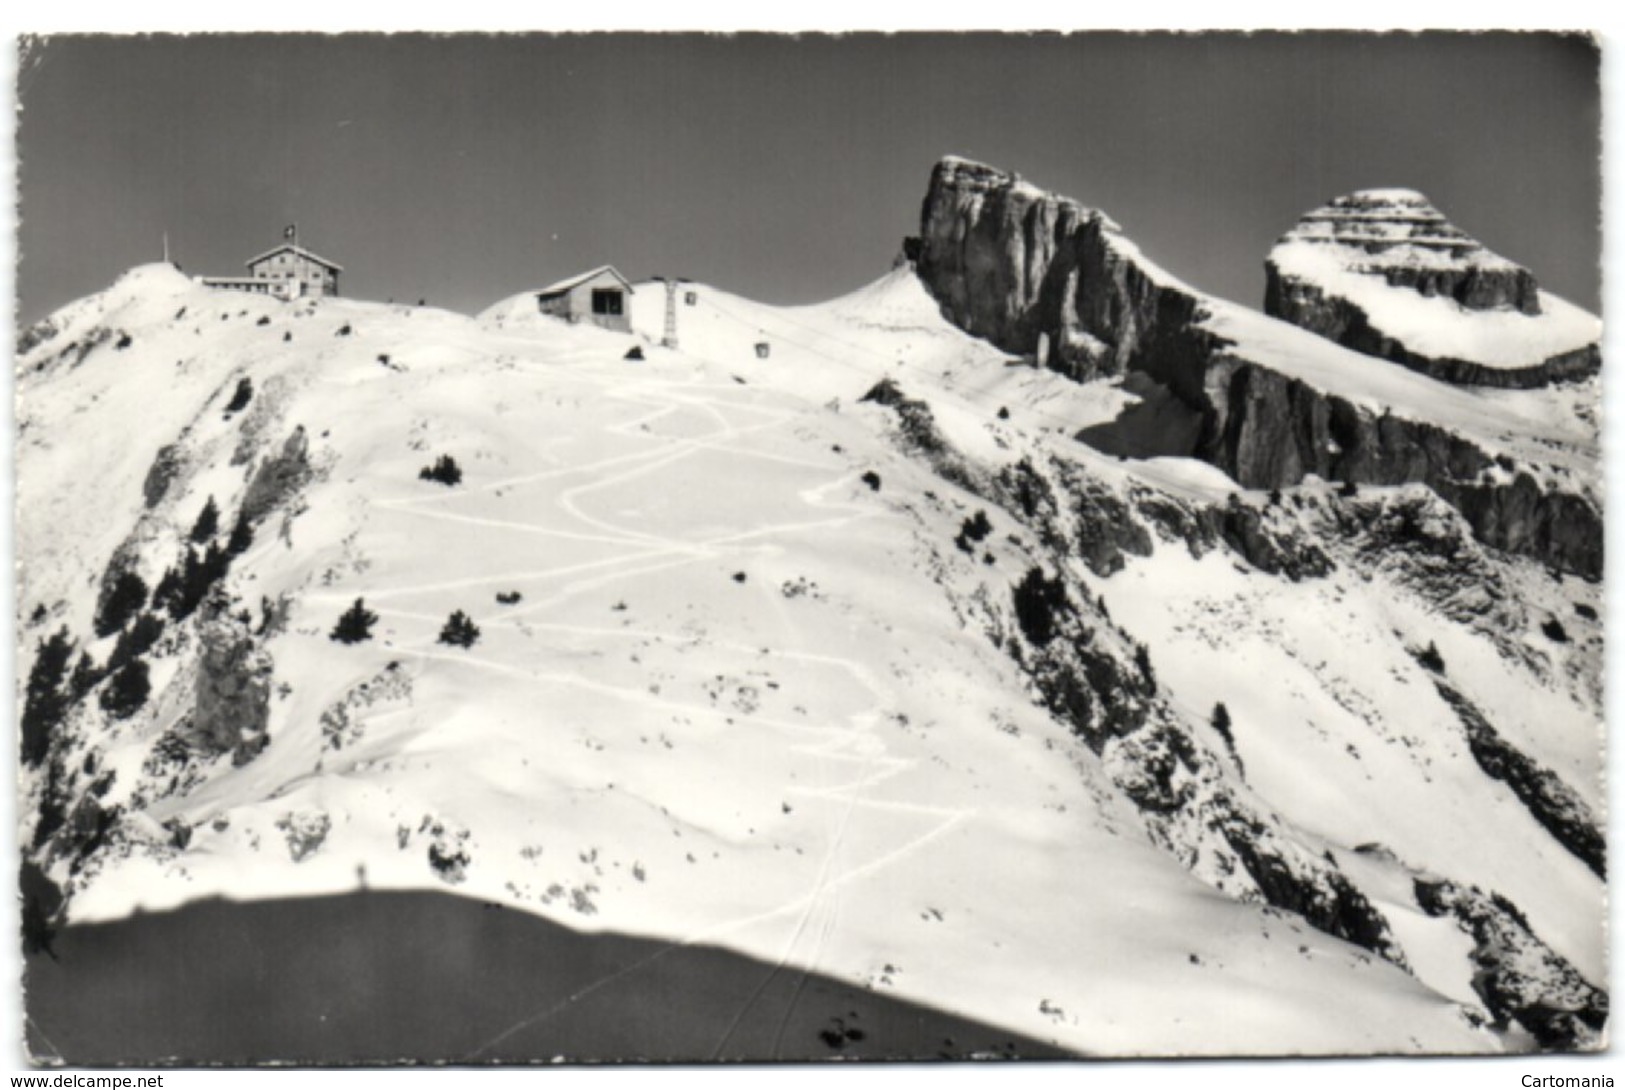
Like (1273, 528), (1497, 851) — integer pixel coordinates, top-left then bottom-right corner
(16, 260), (1604, 1057)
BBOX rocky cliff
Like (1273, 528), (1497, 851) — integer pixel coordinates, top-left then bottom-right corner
(913, 157), (1220, 384)
(1264, 190), (1600, 389)
(860, 378), (1604, 1048)
(910, 157), (1601, 579)
(190, 609), (274, 766)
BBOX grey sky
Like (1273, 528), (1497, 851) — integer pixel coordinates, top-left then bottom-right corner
(15, 32), (1600, 324)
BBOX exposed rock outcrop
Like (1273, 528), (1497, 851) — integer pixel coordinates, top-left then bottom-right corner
(1275, 190), (1541, 314)
(914, 157), (1221, 384)
(1414, 878), (1606, 1050)
(910, 157), (1600, 579)
(1196, 358), (1601, 579)
(1009, 562), (1405, 964)
(859, 378), (988, 497)
(241, 424), (311, 525)
(190, 610), (273, 765)
(1433, 682), (1603, 878)
(142, 443), (185, 509)
(1264, 190), (1600, 389)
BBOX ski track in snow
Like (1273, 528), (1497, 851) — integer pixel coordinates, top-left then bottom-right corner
(207, 361), (975, 1050)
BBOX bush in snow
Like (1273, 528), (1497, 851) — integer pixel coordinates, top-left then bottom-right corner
(1415, 642), (1446, 674)
(495, 590), (522, 605)
(428, 842), (471, 883)
(419, 454), (463, 487)
(861, 470), (882, 491)
(1541, 617), (1570, 644)
(955, 510), (993, 553)
(99, 659), (152, 721)
(225, 377), (253, 413)
(1012, 567), (1069, 648)
(438, 610), (480, 648)
(331, 598), (379, 644)
(275, 811), (333, 863)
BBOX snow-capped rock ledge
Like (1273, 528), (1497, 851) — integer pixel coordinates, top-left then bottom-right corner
(1264, 190), (1600, 389)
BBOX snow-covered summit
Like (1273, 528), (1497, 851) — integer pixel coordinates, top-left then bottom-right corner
(1265, 190), (1600, 387)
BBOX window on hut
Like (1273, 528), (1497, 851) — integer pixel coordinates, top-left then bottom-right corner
(591, 289), (624, 317)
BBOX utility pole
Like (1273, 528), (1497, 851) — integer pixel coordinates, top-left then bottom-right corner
(662, 279), (679, 349)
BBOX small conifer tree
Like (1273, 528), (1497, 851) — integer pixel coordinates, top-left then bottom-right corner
(94, 570), (149, 637)
(69, 651), (104, 700)
(438, 610), (480, 648)
(22, 628), (74, 767)
(100, 659), (152, 721)
(1134, 643), (1156, 688)
(330, 598), (379, 644)
(1416, 641), (1446, 673)
(419, 454), (463, 487)
(108, 612), (165, 672)
(190, 496), (221, 543)
(226, 512), (254, 557)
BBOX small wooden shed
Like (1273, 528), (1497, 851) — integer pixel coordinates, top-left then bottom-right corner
(536, 266), (634, 334)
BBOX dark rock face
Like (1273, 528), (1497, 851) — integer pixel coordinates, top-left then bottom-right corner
(1414, 878), (1607, 1050)
(142, 444), (185, 509)
(1212, 495), (1334, 580)
(1433, 682), (1603, 878)
(242, 425), (311, 526)
(1263, 190), (1599, 389)
(1051, 463), (1152, 577)
(915, 157), (1224, 384)
(190, 612), (273, 765)
(911, 157), (1600, 579)
(1263, 269), (1598, 389)
(1007, 560), (1405, 966)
